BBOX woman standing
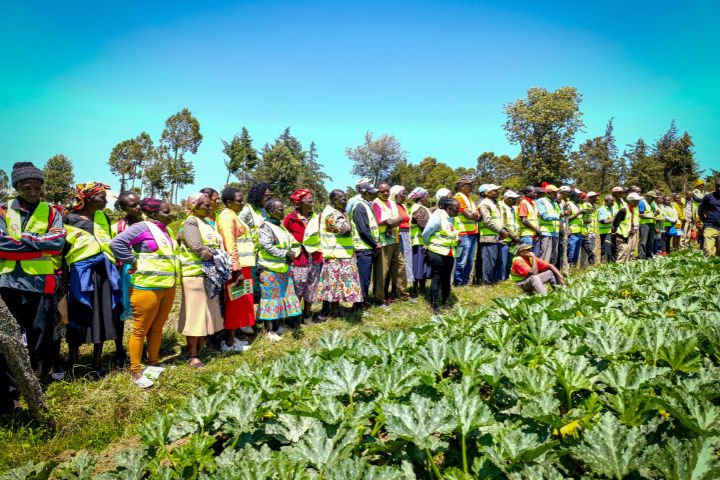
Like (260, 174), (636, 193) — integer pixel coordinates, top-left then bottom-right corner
(110, 199), (178, 388)
(408, 187), (432, 296)
(257, 198), (302, 340)
(389, 185), (414, 295)
(199, 187), (221, 227)
(314, 190), (363, 316)
(240, 182), (273, 303)
(63, 182), (123, 378)
(283, 189), (323, 323)
(178, 193), (225, 368)
(216, 187), (255, 351)
(422, 197), (460, 313)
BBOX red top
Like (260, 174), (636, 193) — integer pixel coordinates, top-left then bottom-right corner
(511, 254), (552, 278)
(517, 196), (534, 218)
(397, 204), (410, 230)
(283, 209), (323, 266)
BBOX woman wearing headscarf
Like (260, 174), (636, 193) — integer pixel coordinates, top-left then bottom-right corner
(63, 182), (123, 378)
(199, 187), (221, 227)
(178, 193), (226, 368)
(422, 196), (460, 313)
(389, 185), (414, 292)
(257, 198), (302, 341)
(314, 190), (363, 316)
(110, 198), (179, 388)
(240, 182), (273, 303)
(283, 189), (323, 323)
(216, 187), (255, 351)
(408, 187), (432, 296)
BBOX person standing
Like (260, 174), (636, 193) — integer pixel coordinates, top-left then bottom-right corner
(453, 178), (479, 286)
(561, 187), (584, 267)
(389, 185), (414, 294)
(536, 185), (561, 265)
(682, 190), (695, 248)
(610, 186), (627, 261)
(476, 184), (508, 285)
(314, 190), (363, 316)
(698, 177), (720, 256)
(350, 183), (380, 306)
(578, 192), (597, 267)
(257, 199), (302, 340)
(216, 187), (256, 350)
(499, 190), (521, 280)
(0, 162), (65, 408)
(638, 191), (658, 259)
(422, 197), (460, 313)
(408, 187), (432, 295)
(283, 189), (323, 324)
(110, 198), (179, 388)
(178, 193), (226, 367)
(671, 193), (685, 251)
(511, 244), (565, 295)
(660, 195), (679, 254)
(239, 182), (272, 303)
(612, 192), (641, 263)
(597, 195), (615, 262)
(517, 185), (541, 250)
(372, 182), (405, 306)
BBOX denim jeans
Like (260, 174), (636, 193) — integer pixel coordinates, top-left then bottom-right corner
(499, 243), (510, 280)
(453, 234), (477, 286)
(356, 250), (375, 301)
(567, 233), (583, 265)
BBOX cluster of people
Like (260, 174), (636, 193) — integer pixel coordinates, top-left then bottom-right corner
(1, 159), (719, 403)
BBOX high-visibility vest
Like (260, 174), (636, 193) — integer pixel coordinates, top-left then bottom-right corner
(372, 199), (399, 246)
(132, 221), (179, 289)
(257, 221), (301, 273)
(91, 211), (115, 262)
(518, 198), (538, 237)
(659, 204), (677, 227)
(455, 192), (478, 235)
(537, 197), (560, 234)
(64, 225), (104, 265)
(638, 199), (656, 225)
(409, 203), (430, 247)
(245, 205), (265, 231)
(580, 202), (597, 235)
(501, 202), (519, 241)
(318, 205), (354, 259)
(0, 202), (57, 275)
(613, 198), (628, 212)
(478, 199), (504, 236)
(301, 212), (321, 255)
(510, 255), (536, 282)
(426, 212), (459, 256)
(179, 216), (221, 277)
(350, 201), (380, 251)
(617, 206), (639, 239)
(218, 209), (256, 268)
(597, 205), (614, 235)
(567, 201), (583, 234)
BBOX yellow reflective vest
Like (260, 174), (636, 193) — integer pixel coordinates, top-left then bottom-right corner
(179, 216), (221, 277)
(617, 206), (640, 239)
(427, 211), (460, 256)
(372, 198), (399, 246)
(455, 192), (478, 235)
(350, 201), (380, 251)
(319, 205), (354, 259)
(132, 221), (179, 288)
(409, 203), (430, 247)
(257, 221), (301, 273)
(518, 198), (539, 237)
(0, 202), (57, 275)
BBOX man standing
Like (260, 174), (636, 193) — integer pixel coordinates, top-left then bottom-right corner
(476, 184), (508, 285)
(372, 182), (405, 306)
(612, 192), (641, 263)
(536, 185), (561, 265)
(500, 190), (521, 280)
(517, 186), (540, 250)
(560, 186), (584, 267)
(350, 182), (380, 306)
(698, 177), (720, 257)
(453, 178), (479, 286)
(637, 190), (658, 260)
(597, 195), (615, 262)
(579, 192), (597, 267)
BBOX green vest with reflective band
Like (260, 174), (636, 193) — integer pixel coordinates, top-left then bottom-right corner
(350, 201), (380, 251)
(537, 197), (560, 234)
(372, 199), (399, 246)
(0, 202), (56, 275)
(455, 192), (478, 235)
(659, 205), (675, 227)
(132, 221), (179, 288)
(64, 225), (104, 265)
(179, 216), (221, 277)
(409, 203), (429, 247)
(518, 198), (538, 237)
(319, 205), (354, 259)
(501, 203), (519, 243)
(510, 255), (536, 282)
(597, 205), (614, 235)
(427, 212), (459, 256)
(567, 201), (583, 234)
(257, 221), (301, 273)
(580, 202), (597, 235)
(478, 199), (503, 236)
(218, 209), (256, 268)
(639, 199), (656, 225)
(613, 198), (627, 212)
(92, 211), (115, 262)
(617, 206), (639, 239)
(301, 212), (321, 255)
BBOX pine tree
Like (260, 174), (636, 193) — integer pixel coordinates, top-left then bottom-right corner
(256, 141), (303, 202)
(625, 138), (663, 192)
(298, 141), (331, 202)
(160, 108), (202, 203)
(569, 119), (621, 193)
(222, 127), (258, 189)
(652, 122), (700, 192)
(43, 154), (75, 204)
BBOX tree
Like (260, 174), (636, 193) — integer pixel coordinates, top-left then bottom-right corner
(475, 152), (522, 189)
(222, 127), (259, 188)
(0, 168), (10, 197)
(160, 108), (202, 203)
(389, 157), (461, 196)
(297, 141), (331, 201)
(134, 132), (155, 190)
(256, 141), (303, 202)
(503, 86), (585, 184)
(143, 147), (169, 199)
(43, 154), (75, 204)
(569, 119), (621, 193)
(624, 138), (663, 192)
(108, 139), (139, 192)
(346, 131), (407, 184)
(652, 122), (700, 192)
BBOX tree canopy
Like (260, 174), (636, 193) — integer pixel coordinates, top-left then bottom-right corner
(346, 132), (407, 185)
(43, 154), (75, 204)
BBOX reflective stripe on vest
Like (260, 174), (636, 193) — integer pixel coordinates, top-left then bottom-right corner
(502, 203), (519, 242)
(64, 225), (104, 265)
(257, 221), (301, 273)
(638, 199), (656, 225)
(567, 202), (583, 234)
(537, 197), (560, 234)
(319, 205), (354, 259)
(518, 199), (538, 237)
(579, 202), (597, 235)
(478, 199), (503, 236)
(617, 206), (639, 238)
(302, 213), (321, 254)
(179, 216), (221, 277)
(455, 192), (478, 234)
(426, 213), (459, 256)
(409, 203), (429, 247)
(93, 211), (115, 262)
(0, 202), (56, 275)
(351, 201), (380, 251)
(132, 221), (179, 288)
(372, 199), (399, 246)
(235, 217), (257, 268)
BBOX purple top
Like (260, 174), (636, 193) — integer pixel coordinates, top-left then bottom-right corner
(109, 220), (173, 264)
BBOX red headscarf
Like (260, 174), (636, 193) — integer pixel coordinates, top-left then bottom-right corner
(71, 182), (110, 212)
(290, 189), (312, 205)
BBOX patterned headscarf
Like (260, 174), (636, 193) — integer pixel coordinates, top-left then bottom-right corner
(140, 197), (163, 214)
(290, 189), (312, 205)
(186, 192), (208, 211)
(71, 182), (110, 212)
(408, 187), (428, 200)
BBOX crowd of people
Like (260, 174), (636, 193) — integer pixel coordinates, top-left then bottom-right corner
(1, 160), (719, 402)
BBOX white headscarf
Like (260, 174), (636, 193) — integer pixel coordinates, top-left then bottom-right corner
(435, 188), (451, 201)
(388, 185), (406, 203)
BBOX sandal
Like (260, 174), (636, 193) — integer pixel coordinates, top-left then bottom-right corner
(131, 374), (154, 389)
(187, 357), (205, 369)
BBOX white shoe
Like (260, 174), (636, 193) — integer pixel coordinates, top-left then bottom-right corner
(131, 374), (153, 389)
(233, 338), (250, 347)
(275, 326), (288, 335)
(220, 342), (235, 353)
(267, 332), (282, 342)
(239, 326), (255, 334)
(233, 344), (252, 352)
(143, 366), (165, 379)
(50, 370), (65, 381)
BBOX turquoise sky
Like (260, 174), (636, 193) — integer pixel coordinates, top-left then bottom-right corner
(1, 1), (718, 197)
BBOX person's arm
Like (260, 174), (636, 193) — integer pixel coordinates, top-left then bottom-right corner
(480, 203), (504, 235)
(567, 203), (583, 220)
(518, 201), (541, 235)
(611, 209), (627, 234)
(353, 206), (378, 249)
(182, 217), (213, 261)
(421, 214), (441, 245)
(536, 257), (565, 284)
(456, 194), (480, 221)
(218, 212), (241, 271)
(0, 207), (66, 257)
(373, 201), (401, 227)
(598, 208), (612, 225)
(333, 212), (352, 235)
(109, 222), (152, 264)
(258, 223), (290, 257)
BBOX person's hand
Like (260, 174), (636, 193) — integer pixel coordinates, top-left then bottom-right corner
(499, 229), (509, 240)
(286, 251), (296, 263)
(49, 227), (64, 234)
(558, 275), (566, 285)
(511, 235), (520, 243)
(129, 260), (138, 274)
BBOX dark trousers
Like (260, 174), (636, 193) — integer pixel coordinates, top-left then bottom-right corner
(356, 249), (374, 301)
(600, 233), (613, 262)
(638, 223), (655, 259)
(556, 232), (566, 270)
(427, 251), (453, 309)
(581, 234), (596, 265)
(479, 243), (504, 285)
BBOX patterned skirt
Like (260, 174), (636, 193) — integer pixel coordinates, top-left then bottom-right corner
(258, 269), (302, 321)
(291, 262), (322, 303)
(314, 258), (363, 303)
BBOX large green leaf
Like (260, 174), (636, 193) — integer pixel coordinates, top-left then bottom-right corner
(651, 436), (720, 480)
(383, 393), (454, 450)
(317, 358), (371, 399)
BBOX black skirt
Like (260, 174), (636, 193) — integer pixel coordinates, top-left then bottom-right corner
(66, 262), (122, 345)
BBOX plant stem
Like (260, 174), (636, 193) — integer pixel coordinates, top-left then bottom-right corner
(425, 448), (443, 479)
(462, 434), (468, 474)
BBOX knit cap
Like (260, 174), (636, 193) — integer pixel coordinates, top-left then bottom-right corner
(11, 162), (44, 187)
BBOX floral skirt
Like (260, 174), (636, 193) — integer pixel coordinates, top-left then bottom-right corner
(258, 269), (302, 321)
(292, 263), (322, 303)
(314, 258), (363, 303)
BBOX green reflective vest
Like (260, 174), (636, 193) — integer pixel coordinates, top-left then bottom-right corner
(257, 221), (301, 273)
(409, 203), (430, 247)
(518, 198), (539, 237)
(567, 201), (583, 234)
(478, 199), (504, 236)
(319, 205), (354, 259)
(179, 216), (221, 277)
(372, 199), (399, 246)
(580, 202), (597, 235)
(537, 197), (560, 234)
(427, 212), (459, 256)
(597, 205), (614, 235)
(64, 225), (104, 265)
(0, 202), (56, 275)
(350, 201), (380, 251)
(639, 199), (656, 225)
(501, 202), (519, 242)
(132, 221), (179, 289)
(92, 211), (115, 262)
(218, 209), (256, 268)
(455, 192), (478, 235)
(617, 206), (639, 239)
(301, 212), (321, 256)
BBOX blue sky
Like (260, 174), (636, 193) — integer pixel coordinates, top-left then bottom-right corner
(1, 0), (718, 197)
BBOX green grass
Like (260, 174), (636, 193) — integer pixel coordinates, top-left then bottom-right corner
(0, 280), (518, 472)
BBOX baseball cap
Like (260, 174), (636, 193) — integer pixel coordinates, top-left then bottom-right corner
(478, 184), (502, 193)
(358, 182), (379, 194)
(544, 184), (559, 193)
(586, 191), (598, 197)
(503, 189), (520, 199)
(558, 185), (572, 193)
(627, 192), (643, 202)
(611, 186), (624, 193)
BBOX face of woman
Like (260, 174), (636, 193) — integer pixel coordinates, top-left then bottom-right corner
(299, 194), (314, 213)
(151, 202), (174, 225)
(446, 200), (460, 218)
(121, 193), (142, 219)
(194, 197), (211, 218)
(90, 191), (108, 210)
(396, 189), (407, 204)
(263, 189), (273, 204)
(332, 192), (347, 211)
(377, 184), (390, 201)
(230, 192), (245, 211)
(269, 202), (285, 219)
(210, 193), (220, 211)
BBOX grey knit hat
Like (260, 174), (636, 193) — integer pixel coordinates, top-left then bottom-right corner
(11, 162), (44, 187)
